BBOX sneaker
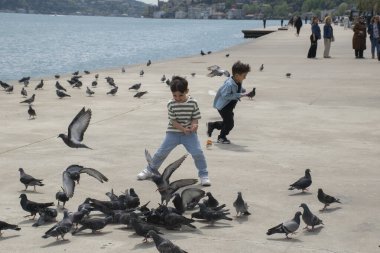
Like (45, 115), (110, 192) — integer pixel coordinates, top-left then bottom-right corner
(200, 177), (211, 186)
(217, 137), (231, 144)
(206, 122), (214, 137)
(137, 169), (153, 180)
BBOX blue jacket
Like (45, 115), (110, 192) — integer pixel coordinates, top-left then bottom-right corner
(312, 24), (321, 40)
(323, 24), (333, 39)
(213, 77), (243, 110)
(368, 23), (380, 39)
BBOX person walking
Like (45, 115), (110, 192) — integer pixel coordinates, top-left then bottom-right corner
(368, 15), (380, 60)
(323, 16), (334, 58)
(353, 16), (367, 59)
(263, 17), (267, 29)
(295, 16), (303, 36)
(307, 16), (321, 58)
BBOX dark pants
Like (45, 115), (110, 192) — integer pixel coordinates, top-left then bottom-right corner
(296, 26), (301, 35)
(355, 49), (364, 58)
(308, 37), (318, 58)
(210, 106), (235, 139)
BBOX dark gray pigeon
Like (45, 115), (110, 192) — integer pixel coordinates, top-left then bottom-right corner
(140, 70), (144, 77)
(33, 208), (58, 227)
(129, 83), (141, 90)
(28, 105), (36, 119)
(286, 73), (292, 78)
(91, 80), (98, 87)
(161, 75), (166, 82)
(147, 60), (151, 66)
(84, 70), (90, 74)
(289, 169), (312, 192)
(5, 85), (13, 93)
(19, 193), (54, 219)
(58, 107), (92, 149)
(246, 87), (256, 100)
(0, 221), (21, 236)
(42, 210), (73, 240)
(55, 81), (66, 91)
(233, 192), (251, 216)
(197, 203), (232, 224)
(18, 76), (30, 83)
(266, 211), (302, 239)
(259, 64), (264, 71)
(56, 89), (71, 98)
(19, 168), (44, 191)
(20, 94), (35, 104)
(107, 86), (118, 95)
(130, 217), (162, 242)
(35, 79), (44, 90)
(56, 188), (69, 207)
(72, 216), (112, 234)
(317, 188), (341, 211)
(299, 203), (324, 230)
(55, 74), (60, 79)
(86, 86), (95, 96)
(0, 81), (11, 90)
(63, 164), (108, 198)
(134, 91), (148, 98)
(203, 192), (219, 208)
(148, 230), (188, 253)
(21, 87), (27, 97)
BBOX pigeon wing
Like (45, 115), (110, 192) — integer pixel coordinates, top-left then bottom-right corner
(66, 164), (84, 174)
(80, 167), (108, 183)
(169, 179), (198, 194)
(62, 171), (75, 198)
(207, 65), (220, 71)
(282, 219), (299, 234)
(68, 107), (92, 143)
(162, 154), (188, 183)
(181, 188), (205, 209)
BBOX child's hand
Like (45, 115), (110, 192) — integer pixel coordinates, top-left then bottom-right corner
(183, 127), (192, 135)
(190, 124), (198, 132)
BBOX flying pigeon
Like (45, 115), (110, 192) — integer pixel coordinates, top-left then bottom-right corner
(147, 60), (152, 66)
(259, 64), (264, 71)
(58, 107), (92, 149)
(299, 203), (324, 230)
(56, 89), (71, 98)
(134, 91), (148, 98)
(86, 86), (95, 96)
(0, 221), (21, 237)
(28, 105), (36, 119)
(20, 94), (35, 104)
(35, 79), (44, 90)
(266, 211), (302, 239)
(55, 81), (66, 91)
(148, 230), (188, 253)
(233, 192), (251, 216)
(21, 87), (27, 97)
(19, 168), (43, 191)
(207, 65), (230, 77)
(19, 193), (54, 219)
(246, 87), (256, 100)
(289, 169), (312, 192)
(129, 83), (141, 91)
(62, 164), (108, 198)
(107, 86), (118, 95)
(42, 210), (73, 240)
(317, 188), (341, 211)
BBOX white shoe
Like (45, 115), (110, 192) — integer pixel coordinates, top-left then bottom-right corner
(200, 177), (211, 186)
(137, 169), (153, 180)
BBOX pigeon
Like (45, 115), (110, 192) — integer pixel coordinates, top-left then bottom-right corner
(147, 60), (152, 66)
(56, 89), (71, 98)
(42, 210), (73, 240)
(225, 53), (230, 57)
(91, 80), (98, 87)
(289, 169), (312, 192)
(20, 94), (35, 104)
(33, 208), (58, 227)
(19, 193), (54, 219)
(286, 73), (292, 78)
(197, 203), (233, 224)
(107, 86), (118, 95)
(172, 188), (205, 214)
(299, 203), (324, 230)
(55, 74), (60, 79)
(233, 192), (251, 216)
(200, 50), (206, 56)
(62, 164), (108, 198)
(148, 230), (188, 253)
(207, 65), (230, 77)
(84, 70), (90, 74)
(0, 221), (21, 236)
(56, 188), (69, 207)
(134, 91), (148, 98)
(266, 211), (302, 239)
(28, 105), (36, 119)
(203, 192), (219, 208)
(5, 85), (13, 93)
(161, 206), (196, 230)
(0, 81), (11, 90)
(140, 70), (144, 77)
(95, 73), (99, 79)
(55, 81), (66, 91)
(144, 150), (197, 204)
(161, 75), (166, 82)
(166, 79), (170, 86)
(18, 76), (30, 83)
(259, 64), (264, 71)
(21, 87), (27, 97)
(207, 51), (212, 54)
(246, 87), (256, 100)
(130, 218), (162, 242)
(122, 67), (126, 73)
(19, 168), (44, 191)
(191, 204), (228, 220)
(129, 83), (141, 91)
(190, 73), (196, 77)
(72, 80), (83, 88)
(317, 188), (341, 211)
(72, 71), (79, 76)
(58, 107), (92, 149)
(72, 216), (112, 235)
(35, 79), (44, 90)
(86, 86), (95, 96)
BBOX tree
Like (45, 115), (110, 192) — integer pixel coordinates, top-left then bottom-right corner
(337, 2), (348, 15)
(274, 2), (289, 18)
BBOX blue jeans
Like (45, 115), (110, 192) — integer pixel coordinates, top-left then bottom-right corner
(146, 132), (208, 178)
(371, 37), (380, 56)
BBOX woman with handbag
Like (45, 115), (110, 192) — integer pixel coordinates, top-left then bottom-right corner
(352, 16), (367, 59)
(307, 16), (321, 58)
(323, 16), (334, 58)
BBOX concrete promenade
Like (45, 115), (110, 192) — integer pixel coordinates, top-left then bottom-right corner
(0, 24), (379, 252)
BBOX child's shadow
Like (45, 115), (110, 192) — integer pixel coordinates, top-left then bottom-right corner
(214, 143), (250, 152)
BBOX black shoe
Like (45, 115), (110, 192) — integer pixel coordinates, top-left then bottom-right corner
(206, 122), (214, 137)
(217, 137), (231, 144)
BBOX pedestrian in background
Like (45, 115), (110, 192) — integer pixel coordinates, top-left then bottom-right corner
(295, 16), (303, 36)
(323, 16), (334, 58)
(352, 16), (367, 59)
(307, 16), (321, 58)
(263, 17), (267, 29)
(368, 15), (380, 60)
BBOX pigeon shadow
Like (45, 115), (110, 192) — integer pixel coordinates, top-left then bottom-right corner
(0, 235), (20, 241)
(41, 239), (71, 248)
(18, 190), (43, 194)
(198, 222), (233, 229)
(234, 215), (249, 224)
(72, 231), (112, 237)
(214, 143), (250, 152)
(288, 191), (312, 196)
(319, 206), (342, 213)
(267, 237), (302, 242)
(302, 226), (324, 235)
(131, 241), (155, 250)
(18, 219), (37, 225)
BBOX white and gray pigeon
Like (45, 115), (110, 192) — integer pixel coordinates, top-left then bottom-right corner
(172, 188), (205, 213)
(62, 164), (108, 198)
(19, 168), (44, 191)
(42, 210), (73, 240)
(148, 230), (188, 253)
(289, 169), (312, 192)
(266, 211), (302, 239)
(206, 65), (230, 77)
(58, 107), (92, 149)
(317, 188), (341, 211)
(233, 192), (251, 216)
(299, 203), (324, 230)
